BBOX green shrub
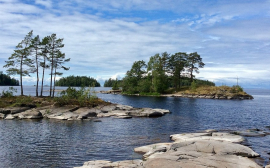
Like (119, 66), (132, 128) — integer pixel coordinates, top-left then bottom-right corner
(112, 81), (119, 90)
(231, 85), (243, 93)
(0, 87), (17, 98)
(190, 81), (197, 92)
(55, 86), (97, 106)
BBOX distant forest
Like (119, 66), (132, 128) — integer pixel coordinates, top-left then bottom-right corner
(55, 75), (101, 87)
(104, 78), (123, 87)
(0, 72), (19, 86)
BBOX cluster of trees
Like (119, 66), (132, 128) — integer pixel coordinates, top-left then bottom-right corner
(55, 75), (100, 87)
(3, 30), (70, 97)
(104, 78), (122, 87)
(122, 52), (214, 94)
(0, 71), (19, 86)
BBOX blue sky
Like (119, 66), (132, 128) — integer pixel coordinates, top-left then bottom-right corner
(0, 0), (270, 88)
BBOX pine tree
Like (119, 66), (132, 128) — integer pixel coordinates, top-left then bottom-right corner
(47, 34), (64, 97)
(39, 36), (50, 97)
(3, 30), (34, 95)
(185, 52), (205, 82)
(30, 35), (41, 97)
(52, 51), (70, 97)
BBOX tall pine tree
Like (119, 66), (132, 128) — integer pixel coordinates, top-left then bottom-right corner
(3, 30), (34, 96)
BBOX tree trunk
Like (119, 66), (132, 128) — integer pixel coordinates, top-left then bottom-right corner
(41, 66), (45, 96)
(49, 45), (54, 97)
(40, 56), (46, 97)
(35, 50), (39, 97)
(190, 64), (194, 83)
(20, 57), (23, 96)
(179, 72), (181, 89)
(52, 67), (57, 98)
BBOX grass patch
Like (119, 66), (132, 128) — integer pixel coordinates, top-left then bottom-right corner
(179, 85), (250, 98)
(0, 87), (110, 108)
(139, 92), (161, 96)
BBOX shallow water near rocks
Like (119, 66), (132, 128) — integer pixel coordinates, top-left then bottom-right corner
(0, 86), (270, 167)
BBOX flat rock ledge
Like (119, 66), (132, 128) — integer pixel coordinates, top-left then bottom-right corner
(99, 90), (254, 100)
(161, 93), (254, 100)
(75, 130), (265, 168)
(0, 104), (170, 120)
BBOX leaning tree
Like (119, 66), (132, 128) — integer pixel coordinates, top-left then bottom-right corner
(3, 30), (34, 96)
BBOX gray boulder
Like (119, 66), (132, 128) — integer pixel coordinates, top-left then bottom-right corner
(233, 129), (267, 137)
(5, 114), (16, 120)
(1, 107), (30, 115)
(0, 113), (5, 119)
(16, 109), (43, 119)
(100, 105), (117, 113)
(171, 140), (260, 158)
(144, 153), (261, 168)
(74, 159), (143, 168)
(74, 107), (99, 119)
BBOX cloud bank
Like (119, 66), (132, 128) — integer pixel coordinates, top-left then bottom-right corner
(0, 0), (270, 88)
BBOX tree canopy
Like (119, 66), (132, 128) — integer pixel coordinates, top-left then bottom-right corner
(122, 51), (214, 94)
(3, 30), (70, 97)
(104, 78), (122, 87)
(55, 75), (100, 87)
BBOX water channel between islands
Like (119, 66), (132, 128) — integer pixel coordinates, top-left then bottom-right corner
(0, 86), (269, 167)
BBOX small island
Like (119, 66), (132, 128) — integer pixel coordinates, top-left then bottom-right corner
(100, 85), (253, 100)
(0, 87), (170, 120)
(101, 52), (253, 100)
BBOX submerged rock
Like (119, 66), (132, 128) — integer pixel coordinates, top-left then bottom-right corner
(233, 129), (267, 137)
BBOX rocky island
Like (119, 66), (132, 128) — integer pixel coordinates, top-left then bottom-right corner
(0, 103), (170, 120)
(99, 85), (254, 100)
(75, 129), (270, 168)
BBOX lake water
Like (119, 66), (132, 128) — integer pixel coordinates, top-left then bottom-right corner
(0, 86), (270, 167)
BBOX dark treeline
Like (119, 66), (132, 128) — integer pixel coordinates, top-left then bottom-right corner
(122, 51), (214, 94)
(3, 30), (70, 97)
(104, 78), (123, 87)
(55, 75), (100, 87)
(0, 71), (19, 86)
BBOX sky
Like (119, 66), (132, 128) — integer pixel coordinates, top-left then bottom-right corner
(0, 0), (270, 88)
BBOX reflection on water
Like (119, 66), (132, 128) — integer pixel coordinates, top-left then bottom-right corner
(0, 86), (270, 167)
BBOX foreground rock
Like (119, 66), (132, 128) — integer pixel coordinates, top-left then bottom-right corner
(76, 130), (263, 168)
(74, 160), (143, 168)
(0, 104), (170, 120)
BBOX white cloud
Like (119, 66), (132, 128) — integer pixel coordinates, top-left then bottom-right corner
(35, 0), (52, 8)
(1, 0), (270, 88)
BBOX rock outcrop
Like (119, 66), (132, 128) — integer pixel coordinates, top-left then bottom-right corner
(0, 104), (170, 120)
(161, 93), (254, 100)
(99, 89), (254, 100)
(76, 130), (263, 168)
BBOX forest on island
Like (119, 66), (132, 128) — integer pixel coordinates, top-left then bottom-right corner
(55, 75), (100, 87)
(0, 72), (19, 86)
(121, 51), (214, 94)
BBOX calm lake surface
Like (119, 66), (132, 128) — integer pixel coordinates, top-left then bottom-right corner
(0, 86), (270, 167)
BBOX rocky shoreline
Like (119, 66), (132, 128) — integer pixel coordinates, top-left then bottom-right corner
(75, 129), (270, 168)
(0, 104), (170, 120)
(99, 90), (254, 100)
